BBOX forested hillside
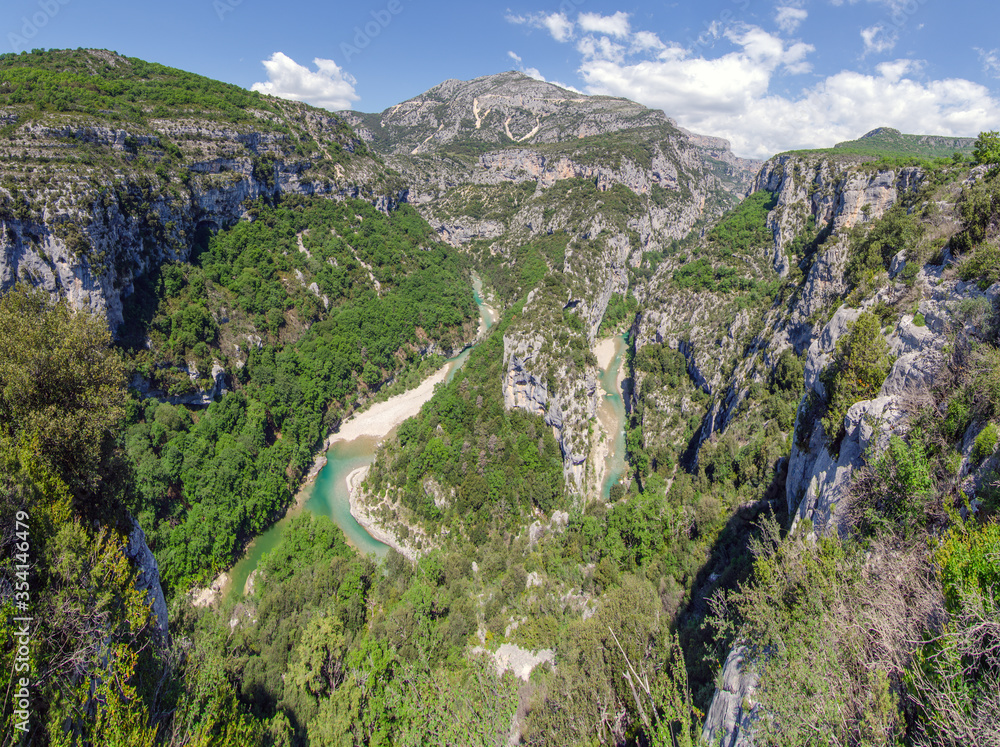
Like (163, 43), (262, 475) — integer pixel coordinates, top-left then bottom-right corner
(1, 48), (999, 747)
(122, 196), (476, 594)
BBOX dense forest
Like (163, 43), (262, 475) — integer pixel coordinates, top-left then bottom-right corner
(120, 196), (476, 594)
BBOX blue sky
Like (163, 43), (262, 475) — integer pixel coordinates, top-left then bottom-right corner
(2, 0), (999, 157)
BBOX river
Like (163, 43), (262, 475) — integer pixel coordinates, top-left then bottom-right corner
(227, 275), (498, 599)
(596, 334), (629, 499)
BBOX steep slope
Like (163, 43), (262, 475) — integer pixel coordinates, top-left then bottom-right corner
(632, 147), (1000, 744)
(0, 51), (480, 610)
(343, 72), (761, 493)
(0, 48), (401, 330)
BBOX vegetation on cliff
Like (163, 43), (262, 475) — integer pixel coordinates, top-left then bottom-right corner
(121, 195), (476, 594)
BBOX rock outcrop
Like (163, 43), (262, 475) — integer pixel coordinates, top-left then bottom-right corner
(701, 645), (760, 747)
(502, 321), (598, 491)
(696, 156), (993, 746)
(126, 516), (168, 636)
(0, 50), (397, 332)
(754, 156), (923, 277)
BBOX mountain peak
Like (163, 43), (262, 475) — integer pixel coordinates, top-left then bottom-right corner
(860, 126), (902, 139)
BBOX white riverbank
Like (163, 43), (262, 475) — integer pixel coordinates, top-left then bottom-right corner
(478, 304), (499, 337)
(326, 360), (455, 447)
(594, 337), (617, 376)
(592, 336), (628, 498)
(347, 465), (418, 561)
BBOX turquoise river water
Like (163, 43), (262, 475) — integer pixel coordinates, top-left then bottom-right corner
(227, 276), (497, 599)
(598, 334), (629, 499)
(226, 284), (628, 600)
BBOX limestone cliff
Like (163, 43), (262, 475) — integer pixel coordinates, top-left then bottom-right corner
(0, 49), (399, 332)
(126, 516), (168, 637)
(694, 154), (995, 746)
(502, 308), (599, 491)
(633, 155), (930, 466)
(344, 72), (762, 496)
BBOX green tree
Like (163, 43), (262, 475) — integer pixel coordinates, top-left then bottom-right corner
(0, 285), (127, 506)
(972, 130), (1000, 166)
(821, 312), (893, 444)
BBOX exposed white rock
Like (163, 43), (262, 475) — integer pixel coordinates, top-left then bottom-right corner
(701, 645), (760, 747)
(471, 643), (555, 682)
(126, 517), (168, 636)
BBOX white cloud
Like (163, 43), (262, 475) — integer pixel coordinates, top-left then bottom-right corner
(577, 35), (627, 64)
(775, 6), (808, 33)
(977, 47), (1000, 78)
(508, 51), (562, 86)
(506, 11), (574, 42)
(631, 30), (666, 53)
(860, 24), (898, 56)
(251, 52), (359, 110)
(582, 48), (999, 158)
(578, 11), (631, 39)
(509, 6), (998, 158)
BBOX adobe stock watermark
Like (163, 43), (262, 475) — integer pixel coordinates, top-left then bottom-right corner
(687, 0), (751, 54)
(214, 0), (242, 22)
(340, 0), (404, 63)
(8, 0), (72, 53)
(888, 0), (930, 28)
(10, 510), (33, 733)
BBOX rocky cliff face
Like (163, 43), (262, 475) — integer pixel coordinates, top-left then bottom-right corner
(344, 72), (761, 496)
(126, 516), (169, 636)
(633, 155), (929, 466)
(754, 156), (922, 277)
(0, 50), (398, 332)
(502, 305), (599, 490)
(694, 154), (993, 746)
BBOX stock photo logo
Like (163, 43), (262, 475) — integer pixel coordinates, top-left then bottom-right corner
(7, 0), (71, 53)
(339, 0), (404, 62)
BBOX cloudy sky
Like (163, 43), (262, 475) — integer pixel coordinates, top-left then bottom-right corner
(3, 0), (999, 158)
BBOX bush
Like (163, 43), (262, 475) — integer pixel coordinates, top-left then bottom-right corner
(723, 517), (938, 746)
(952, 171), (1000, 254)
(820, 312), (893, 444)
(972, 130), (1000, 166)
(770, 349), (804, 394)
(957, 242), (1000, 288)
(845, 203), (925, 290)
(907, 520), (1000, 746)
(850, 434), (934, 537)
(972, 423), (998, 464)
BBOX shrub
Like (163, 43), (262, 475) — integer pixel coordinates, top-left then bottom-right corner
(957, 242), (1000, 289)
(970, 344), (1000, 421)
(770, 348), (804, 394)
(845, 203), (925, 290)
(972, 130), (1000, 167)
(820, 312), (893, 444)
(724, 517), (938, 746)
(907, 520), (1000, 746)
(972, 422), (998, 464)
(850, 434), (934, 537)
(952, 172), (1000, 254)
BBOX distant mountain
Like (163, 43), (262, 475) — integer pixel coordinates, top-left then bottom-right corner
(342, 71), (760, 209)
(784, 126), (977, 160)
